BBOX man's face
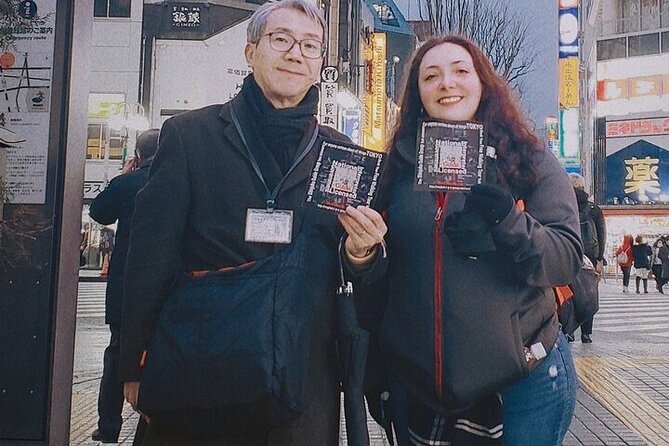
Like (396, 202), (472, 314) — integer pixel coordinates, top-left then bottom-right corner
(245, 8), (324, 109)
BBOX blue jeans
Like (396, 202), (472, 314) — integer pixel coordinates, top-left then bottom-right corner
(501, 331), (578, 446)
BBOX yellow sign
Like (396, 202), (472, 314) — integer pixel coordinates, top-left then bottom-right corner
(624, 156), (660, 195)
(363, 33), (386, 152)
(559, 57), (579, 108)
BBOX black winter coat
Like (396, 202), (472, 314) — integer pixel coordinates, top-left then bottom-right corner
(120, 88), (348, 445)
(89, 165), (150, 325)
(355, 136), (582, 415)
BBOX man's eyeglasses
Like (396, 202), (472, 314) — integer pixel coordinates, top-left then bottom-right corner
(262, 32), (325, 59)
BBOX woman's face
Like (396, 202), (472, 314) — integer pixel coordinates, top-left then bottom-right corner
(418, 42), (483, 122)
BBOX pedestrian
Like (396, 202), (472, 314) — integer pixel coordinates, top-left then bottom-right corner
(658, 237), (669, 291)
(88, 129), (160, 443)
(339, 35), (581, 446)
(615, 234), (633, 293)
(118, 1), (377, 444)
(632, 235), (652, 294)
(650, 238), (665, 293)
(568, 172), (606, 343)
(99, 226), (115, 277)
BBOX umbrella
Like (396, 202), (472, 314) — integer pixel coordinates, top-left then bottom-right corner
(336, 237), (370, 446)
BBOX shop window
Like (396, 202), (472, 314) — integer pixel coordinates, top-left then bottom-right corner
(87, 123), (123, 160)
(94, 0), (131, 18)
(662, 31), (669, 52)
(628, 33), (660, 56)
(598, 37), (627, 60)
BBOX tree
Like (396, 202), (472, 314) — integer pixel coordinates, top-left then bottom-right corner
(418, 0), (536, 88)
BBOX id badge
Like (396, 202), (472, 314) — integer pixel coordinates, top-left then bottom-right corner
(244, 208), (293, 244)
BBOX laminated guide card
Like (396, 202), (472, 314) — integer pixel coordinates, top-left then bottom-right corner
(306, 140), (384, 213)
(415, 120), (486, 191)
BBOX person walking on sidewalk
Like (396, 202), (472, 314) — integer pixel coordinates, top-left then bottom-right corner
(88, 129), (159, 443)
(650, 238), (665, 293)
(616, 235), (633, 293)
(632, 235), (652, 294)
(340, 35), (581, 446)
(568, 172), (606, 344)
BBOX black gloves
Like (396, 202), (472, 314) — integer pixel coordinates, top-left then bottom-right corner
(465, 184), (515, 225)
(444, 211), (496, 257)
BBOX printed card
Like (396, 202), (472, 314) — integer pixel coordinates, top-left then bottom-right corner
(415, 120), (486, 191)
(306, 140), (384, 213)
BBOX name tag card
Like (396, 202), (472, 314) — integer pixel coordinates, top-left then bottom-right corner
(415, 120), (486, 191)
(245, 209), (293, 244)
(305, 140), (384, 213)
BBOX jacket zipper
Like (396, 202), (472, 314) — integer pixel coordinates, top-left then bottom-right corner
(433, 192), (447, 399)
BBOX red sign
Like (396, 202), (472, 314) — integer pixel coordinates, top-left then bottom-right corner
(606, 118), (669, 138)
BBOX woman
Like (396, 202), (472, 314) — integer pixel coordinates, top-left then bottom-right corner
(615, 234), (633, 293)
(631, 235), (652, 294)
(650, 238), (664, 293)
(340, 36), (581, 446)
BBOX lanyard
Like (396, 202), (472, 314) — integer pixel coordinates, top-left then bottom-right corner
(230, 103), (319, 210)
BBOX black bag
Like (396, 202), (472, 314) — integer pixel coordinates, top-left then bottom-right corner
(137, 235), (316, 436)
(559, 256), (600, 335)
(579, 204), (599, 261)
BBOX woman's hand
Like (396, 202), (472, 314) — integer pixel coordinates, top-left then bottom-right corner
(338, 206), (387, 260)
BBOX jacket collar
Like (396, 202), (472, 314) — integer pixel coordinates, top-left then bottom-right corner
(219, 93), (321, 196)
(394, 134), (417, 166)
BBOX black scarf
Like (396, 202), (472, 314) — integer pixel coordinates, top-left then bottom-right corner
(240, 75), (319, 174)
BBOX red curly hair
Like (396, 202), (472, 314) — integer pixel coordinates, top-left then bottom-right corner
(390, 35), (542, 195)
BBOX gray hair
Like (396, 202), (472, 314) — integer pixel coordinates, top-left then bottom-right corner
(246, 0), (327, 44)
(568, 172), (586, 190)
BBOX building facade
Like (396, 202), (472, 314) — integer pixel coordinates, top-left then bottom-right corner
(592, 0), (669, 262)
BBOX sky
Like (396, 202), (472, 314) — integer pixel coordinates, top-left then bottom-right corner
(392, 0), (559, 132)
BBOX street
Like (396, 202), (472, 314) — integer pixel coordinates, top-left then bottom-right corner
(70, 279), (669, 445)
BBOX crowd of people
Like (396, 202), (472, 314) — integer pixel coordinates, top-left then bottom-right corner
(615, 234), (669, 294)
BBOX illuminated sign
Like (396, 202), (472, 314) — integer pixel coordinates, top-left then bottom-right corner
(624, 157), (660, 195)
(363, 33), (386, 152)
(606, 138), (669, 205)
(606, 118), (669, 138)
(559, 57), (579, 108)
(559, 7), (579, 58)
(629, 75), (660, 97)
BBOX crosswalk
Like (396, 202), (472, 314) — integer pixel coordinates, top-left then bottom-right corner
(77, 282), (107, 318)
(594, 281), (669, 337)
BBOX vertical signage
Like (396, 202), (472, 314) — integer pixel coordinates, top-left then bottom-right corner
(364, 33), (386, 152)
(558, 0), (580, 168)
(319, 66), (338, 128)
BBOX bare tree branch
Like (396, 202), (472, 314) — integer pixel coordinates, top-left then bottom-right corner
(415, 0), (537, 90)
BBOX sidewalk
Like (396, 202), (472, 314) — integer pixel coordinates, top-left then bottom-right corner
(71, 281), (668, 445)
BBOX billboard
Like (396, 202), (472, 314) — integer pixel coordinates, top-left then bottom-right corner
(605, 117), (669, 204)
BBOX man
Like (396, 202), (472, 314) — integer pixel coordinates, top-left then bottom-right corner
(118, 1), (374, 443)
(88, 129), (159, 443)
(569, 172), (606, 343)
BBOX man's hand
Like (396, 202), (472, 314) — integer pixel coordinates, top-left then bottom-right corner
(124, 381), (151, 423)
(122, 157), (138, 174)
(124, 381), (140, 409)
